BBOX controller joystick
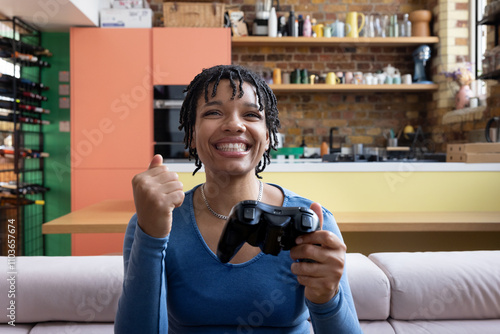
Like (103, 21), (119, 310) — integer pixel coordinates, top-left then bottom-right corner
(216, 200), (320, 263)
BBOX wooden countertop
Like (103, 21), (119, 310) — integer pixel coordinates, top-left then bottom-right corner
(42, 200), (500, 234)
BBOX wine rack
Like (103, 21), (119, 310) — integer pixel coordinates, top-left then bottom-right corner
(0, 17), (50, 256)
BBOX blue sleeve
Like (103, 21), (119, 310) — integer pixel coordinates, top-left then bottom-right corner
(114, 214), (169, 333)
(306, 209), (363, 334)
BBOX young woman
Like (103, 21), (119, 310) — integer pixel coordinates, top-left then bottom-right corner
(115, 65), (362, 333)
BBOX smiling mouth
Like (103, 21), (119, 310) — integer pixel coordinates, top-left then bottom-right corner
(215, 143), (249, 152)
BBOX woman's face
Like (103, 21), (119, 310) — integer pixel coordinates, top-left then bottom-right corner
(192, 79), (269, 176)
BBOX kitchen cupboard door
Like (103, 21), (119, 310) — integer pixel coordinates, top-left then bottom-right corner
(152, 27), (231, 85)
(70, 28), (153, 170)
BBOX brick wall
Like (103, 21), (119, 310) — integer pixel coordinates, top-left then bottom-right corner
(148, 0), (499, 150)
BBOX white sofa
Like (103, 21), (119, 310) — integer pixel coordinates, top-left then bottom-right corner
(0, 251), (499, 333)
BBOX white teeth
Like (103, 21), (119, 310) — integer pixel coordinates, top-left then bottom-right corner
(216, 143), (247, 152)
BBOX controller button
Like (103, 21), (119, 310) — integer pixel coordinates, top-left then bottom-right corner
(244, 208), (256, 220)
(301, 215), (313, 229)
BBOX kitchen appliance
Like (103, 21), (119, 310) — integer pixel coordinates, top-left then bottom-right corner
(485, 117), (500, 142)
(153, 85), (189, 159)
(253, 0), (272, 35)
(412, 45), (433, 83)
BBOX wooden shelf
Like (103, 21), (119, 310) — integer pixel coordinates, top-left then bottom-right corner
(232, 36), (440, 47)
(269, 83), (439, 93)
(478, 12), (500, 25)
(478, 69), (500, 81)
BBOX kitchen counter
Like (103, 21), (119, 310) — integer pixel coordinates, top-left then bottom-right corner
(164, 160), (500, 173)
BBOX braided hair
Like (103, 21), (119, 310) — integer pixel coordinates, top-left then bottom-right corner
(179, 65), (280, 178)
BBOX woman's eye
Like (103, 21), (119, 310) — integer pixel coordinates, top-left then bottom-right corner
(246, 111), (262, 119)
(203, 110), (221, 117)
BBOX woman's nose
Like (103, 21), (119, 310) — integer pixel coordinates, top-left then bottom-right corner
(222, 114), (246, 132)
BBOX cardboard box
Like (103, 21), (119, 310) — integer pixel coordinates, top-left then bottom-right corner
(163, 2), (225, 27)
(447, 152), (500, 163)
(447, 143), (500, 154)
(100, 8), (152, 28)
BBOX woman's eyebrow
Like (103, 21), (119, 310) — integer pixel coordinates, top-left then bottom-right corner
(203, 100), (223, 107)
(243, 102), (260, 109)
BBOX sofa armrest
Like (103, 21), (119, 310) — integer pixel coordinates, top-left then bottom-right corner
(346, 253), (391, 320)
(0, 256), (123, 324)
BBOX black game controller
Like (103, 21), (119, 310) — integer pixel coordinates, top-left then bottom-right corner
(216, 200), (320, 263)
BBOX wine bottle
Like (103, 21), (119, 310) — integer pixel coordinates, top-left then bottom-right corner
(0, 36), (50, 56)
(0, 113), (50, 125)
(0, 183), (49, 195)
(0, 100), (50, 114)
(20, 91), (47, 101)
(0, 73), (49, 91)
(0, 197), (45, 206)
(0, 147), (50, 159)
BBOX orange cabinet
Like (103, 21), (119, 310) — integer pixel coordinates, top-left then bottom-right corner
(152, 28), (231, 85)
(70, 28), (153, 172)
(69, 27), (231, 255)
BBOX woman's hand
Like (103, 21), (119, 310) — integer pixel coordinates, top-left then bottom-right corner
(131, 154), (185, 238)
(289, 203), (347, 304)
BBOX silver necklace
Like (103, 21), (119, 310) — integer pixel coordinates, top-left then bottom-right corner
(201, 180), (263, 220)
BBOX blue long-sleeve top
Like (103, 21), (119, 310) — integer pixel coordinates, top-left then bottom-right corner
(115, 184), (362, 333)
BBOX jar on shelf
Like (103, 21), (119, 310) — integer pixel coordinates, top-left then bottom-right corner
(494, 46), (500, 71)
(482, 50), (491, 74)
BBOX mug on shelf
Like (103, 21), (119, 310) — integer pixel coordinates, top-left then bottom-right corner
(312, 24), (324, 37)
(402, 74), (412, 84)
(331, 20), (346, 37)
(353, 71), (363, 84)
(345, 71), (354, 84)
(326, 72), (341, 84)
(323, 25), (332, 38)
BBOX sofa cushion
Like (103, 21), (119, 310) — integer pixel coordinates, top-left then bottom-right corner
(389, 319), (500, 334)
(360, 321), (395, 334)
(346, 253), (391, 320)
(0, 324), (35, 333)
(30, 322), (114, 334)
(0, 256), (123, 323)
(369, 251), (500, 320)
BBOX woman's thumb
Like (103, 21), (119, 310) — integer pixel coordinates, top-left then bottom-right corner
(148, 154), (163, 169)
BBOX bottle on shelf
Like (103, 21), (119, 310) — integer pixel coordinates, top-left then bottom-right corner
(288, 11), (297, 37)
(298, 15), (304, 37)
(268, 7), (277, 37)
(392, 14), (399, 37)
(303, 15), (312, 37)
(0, 197), (45, 206)
(401, 13), (411, 37)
